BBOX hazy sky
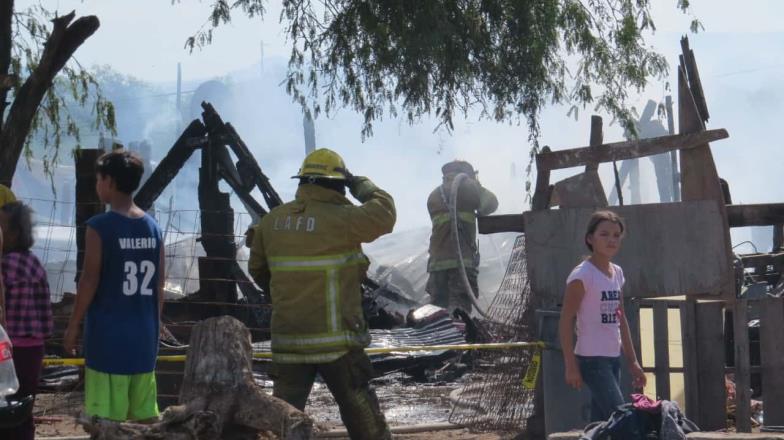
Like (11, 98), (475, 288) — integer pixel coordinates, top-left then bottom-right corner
(15, 1), (784, 245)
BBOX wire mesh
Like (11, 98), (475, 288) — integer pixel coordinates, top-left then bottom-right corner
(449, 234), (538, 431)
(20, 197), (263, 305)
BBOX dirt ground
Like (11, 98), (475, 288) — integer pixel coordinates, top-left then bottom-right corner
(33, 376), (518, 439)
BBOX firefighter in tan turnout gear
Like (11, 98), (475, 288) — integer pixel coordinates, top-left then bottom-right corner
(427, 160), (498, 313)
(248, 148), (395, 440)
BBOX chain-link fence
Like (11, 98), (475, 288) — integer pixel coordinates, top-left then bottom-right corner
(449, 235), (538, 431)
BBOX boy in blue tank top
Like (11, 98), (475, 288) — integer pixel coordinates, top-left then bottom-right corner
(64, 150), (165, 422)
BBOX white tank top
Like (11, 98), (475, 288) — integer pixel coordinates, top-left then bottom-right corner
(566, 260), (625, 357)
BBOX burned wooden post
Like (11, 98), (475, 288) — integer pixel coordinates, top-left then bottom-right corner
(733, 298), (751, 432)
(80, 316), (313, 439)
(675, 36), (731, 430)
(74, 148), (105, 283)
(760, 298), (784, 427)
(198, 108), (237, 306)
(652, 302), (671, 400)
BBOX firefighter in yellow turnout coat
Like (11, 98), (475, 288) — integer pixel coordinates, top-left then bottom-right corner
(249, 149), (395, 440)
(426, 160), (498, 313)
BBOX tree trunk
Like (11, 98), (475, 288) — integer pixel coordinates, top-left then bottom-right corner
(81, 316), (313, 439)
(0, 10), (100, 186)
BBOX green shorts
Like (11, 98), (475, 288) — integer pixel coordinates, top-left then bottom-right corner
(84, 367), (159, 421)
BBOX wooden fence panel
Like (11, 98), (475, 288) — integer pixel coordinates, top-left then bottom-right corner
(760, 297), (784, 426)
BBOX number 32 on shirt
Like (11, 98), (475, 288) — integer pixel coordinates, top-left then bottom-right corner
(123, 260), (156, 296)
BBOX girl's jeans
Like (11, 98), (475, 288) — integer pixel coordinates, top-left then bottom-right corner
(576, 355), (625, 422)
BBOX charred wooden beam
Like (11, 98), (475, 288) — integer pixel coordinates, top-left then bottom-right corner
(727, 204), (784, 227)
(200, 102), (283, 210)
(531, 146), (552, 210)
(74, 148), (105, 283)
(478, 214), (524, 235)
(536, 129), (728, 172)
(585, 115), (603, 172)
(214, 142), (267, 218)
(223, 123), (283, 209)
(134, 119), (207, 211)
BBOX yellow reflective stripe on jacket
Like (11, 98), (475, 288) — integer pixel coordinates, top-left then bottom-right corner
(272, 350), (348, 364)
(326, 268), (339, 331)
(268, 251), (366, 271)
(272, 331), (368, 350)
(431, 211), (476, 227)
(269, 251), (365, 332)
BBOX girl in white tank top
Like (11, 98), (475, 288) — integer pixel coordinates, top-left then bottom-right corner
(558, 210), (646, 421)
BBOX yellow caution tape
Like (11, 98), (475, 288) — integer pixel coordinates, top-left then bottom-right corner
(522, 349), (542, 389)
(43, 341), (545, 367)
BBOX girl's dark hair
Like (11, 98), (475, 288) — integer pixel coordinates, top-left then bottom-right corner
(1, 201), (35, 251)
(584, 210), (625, 252)
(95, 150), (145, 194)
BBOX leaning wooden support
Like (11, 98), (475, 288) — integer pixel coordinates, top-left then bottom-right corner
(535, 128), (728, 171)
(134, 119), (207, 212)
(79, 316), (313, 439)
(726, 203), (784, 227)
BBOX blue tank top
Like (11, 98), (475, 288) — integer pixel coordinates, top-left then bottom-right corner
(84, 211), (162, 374)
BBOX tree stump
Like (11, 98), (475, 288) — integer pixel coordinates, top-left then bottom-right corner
(81, 316), (313, 439)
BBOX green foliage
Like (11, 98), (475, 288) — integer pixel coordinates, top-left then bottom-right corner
(187, 0), (698, 147)
(9, 3), (116, 173)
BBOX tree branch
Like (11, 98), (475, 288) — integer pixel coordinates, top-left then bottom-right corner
(0, 10), (99, 186)
(0, 0), (14, 124)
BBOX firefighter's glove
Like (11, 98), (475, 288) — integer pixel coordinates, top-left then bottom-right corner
(348, 176), (378, 203)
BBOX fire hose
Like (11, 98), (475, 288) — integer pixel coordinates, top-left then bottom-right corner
(444, 173), (492, 319)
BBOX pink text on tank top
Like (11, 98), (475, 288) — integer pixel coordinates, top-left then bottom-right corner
(566, 260), (626, 357)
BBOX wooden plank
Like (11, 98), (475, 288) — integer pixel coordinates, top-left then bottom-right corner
(551, 171), (608, 208)
(733, 299), (752, 433)
(535, 128), (728, 171)
(665, 95), (680, 202)
(678, 66), (723, 203)
(524, 201), (733, 301)
(627, 299), (642, 360)
(620, 298), (642, 398)
(738, 252), (784, 268)
(678, 58), (734, 299)
(531, 145), (552, 210)
(681, 37), (710, 123)
(695, 301), (726, 430)
(478, 214), (525, 234)
(760, 297), (784, 426)
(681, 299), (700, 421)
(653, 302), (671, 400)
(585, 115), (603, 172)
(727, 203), (784, 227)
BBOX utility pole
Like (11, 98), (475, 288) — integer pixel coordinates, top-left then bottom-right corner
(303, 113), (316, 155)
(260, 40), (264, 76)
(176, 62), (182, 134)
